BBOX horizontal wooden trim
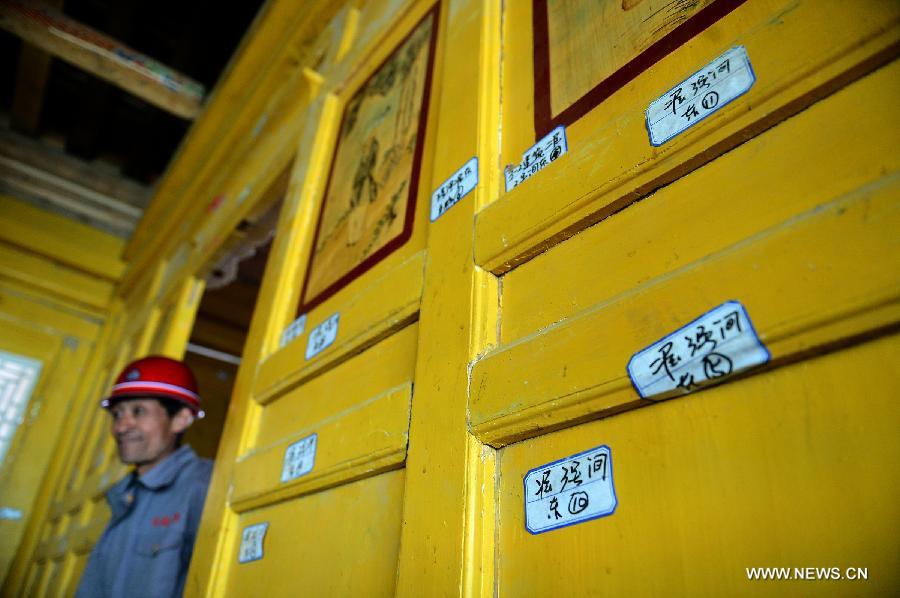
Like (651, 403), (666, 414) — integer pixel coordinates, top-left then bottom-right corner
(471, 173), (900, 447)
(231, 383), (411, 512)
(477, 2), (900, 274)
(253, 250), (425, 404)
(0, 195), (126, 281)
(0, 242), (115, 311)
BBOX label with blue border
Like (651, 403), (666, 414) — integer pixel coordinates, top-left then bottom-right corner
(504, 125), (568, 192)
(280, 433), (317, 483)
(627, 301), (770, 400)
(431, 156), (478, 221)
(305, 313), (339, 360)
(238, 522), (269, 563)
(646, 46), (755, 146)
(280, 313), (307, 348)
(524, 444), (617, 534)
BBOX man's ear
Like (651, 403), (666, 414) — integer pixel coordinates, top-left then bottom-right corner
(171, 408), (195, 434)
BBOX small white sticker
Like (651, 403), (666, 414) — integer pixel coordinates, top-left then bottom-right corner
(305, 313), (339, 360)
(280, 314), (307, 348)
(525, 445), (617, 534)
(238, 522), (269, 563)
(646, 46), (755, 146)
(280, 433), (317, 483)
(504, 125), (568, 192)
(0, 507), (23, 520)
(431, 156), (478, 221)
(627, 301), (769, 400)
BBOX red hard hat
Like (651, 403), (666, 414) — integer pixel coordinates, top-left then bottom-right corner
(102, 356), (204, 418)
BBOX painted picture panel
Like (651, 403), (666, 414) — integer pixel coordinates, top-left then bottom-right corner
(301, 7), (439, 312)
(533, 0), (746, 137)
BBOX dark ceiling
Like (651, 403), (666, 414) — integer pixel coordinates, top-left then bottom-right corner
(1, 0), (265, 234)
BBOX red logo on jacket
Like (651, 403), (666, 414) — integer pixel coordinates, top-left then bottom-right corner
(151, 512), (181, 527)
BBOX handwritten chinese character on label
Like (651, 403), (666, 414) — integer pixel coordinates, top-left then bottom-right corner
(646, 47), (755, 146)
(627, 301), (770, 400)
(305, 313), (339, 360)
(280, 314), (307, 348)
(280, 433), (317, 483)
(504, 125), (568, 192)
(238, 522), (269, 563)
(431, 156), (478, 221)
(524, 445), (617, 534)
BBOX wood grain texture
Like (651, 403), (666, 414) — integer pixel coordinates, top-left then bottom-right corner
(546, 0), (716, 117)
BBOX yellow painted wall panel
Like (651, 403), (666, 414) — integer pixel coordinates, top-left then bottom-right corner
(481, 0), (899, 273)
(254, 251), (424, 403)
(256, 321), (418, 442)
(232, 383), (410, 511)
(496, 332), (900, 597)
(501, 58), (900, 345)
(0, 242), (115, 311)
(227, 469), (405, 597)
(472, 169), (899, 446)
(0, 194), (125, 281)
(11, 0), (899, 596)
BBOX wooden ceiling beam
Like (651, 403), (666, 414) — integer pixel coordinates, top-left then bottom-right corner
(8, 0), (62, 135)
(0, 0), (205, 119)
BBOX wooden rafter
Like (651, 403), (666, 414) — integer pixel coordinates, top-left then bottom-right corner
(0, 0), (205, 119)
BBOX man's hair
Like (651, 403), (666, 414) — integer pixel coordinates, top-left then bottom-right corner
(155, 398), (189, 447)
(156, 397), (189, 418)
(107, 396), (189, 418)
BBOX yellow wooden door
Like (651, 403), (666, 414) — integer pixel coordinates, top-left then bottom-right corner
(188, 2), (445, 595)
(466, 0), (900, 595)
(183, 0), (900, 596)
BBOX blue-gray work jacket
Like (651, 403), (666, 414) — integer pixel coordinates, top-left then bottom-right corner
(76, 445), (213, 598)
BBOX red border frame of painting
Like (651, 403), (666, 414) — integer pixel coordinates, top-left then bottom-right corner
(298, 3), (441, 315)
(532, 0), (748, 139)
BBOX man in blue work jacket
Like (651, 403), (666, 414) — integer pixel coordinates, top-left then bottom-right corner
(76, 356), (213, 598)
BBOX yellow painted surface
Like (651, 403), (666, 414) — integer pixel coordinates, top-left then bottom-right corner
(0, 193), (122, 592)
(0, 287), (103, 588)
(0, 195), (125, 280)
(232, 382), (410, 511)
(496, 333), (900, 596)
(0, 195), (125, 313)
(8, 0), (899, 596)
(253, 251), (424, 401)
(227, 469), (406, 597)
(481, 0), (900, 273)
(0, 242), (115, 311)
(471, 61), (900, 446)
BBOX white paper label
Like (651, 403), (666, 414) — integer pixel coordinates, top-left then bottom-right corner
(646, 46), (755, 146)
(627, 301), (769, 399)
(0, 507), (23, 520)
(305, 313), (339, 360)
(280, 433), (317, 483)
(280, 314), (307, 348)
(525, 445), (617, 534)
(238, 522), (269, 563)
(504, 125), (568, 192)
(431, 156), (478, 221)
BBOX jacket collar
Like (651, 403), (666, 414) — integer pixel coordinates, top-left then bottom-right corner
(106, 445), (198, 518)
(137, 445), (198, 490)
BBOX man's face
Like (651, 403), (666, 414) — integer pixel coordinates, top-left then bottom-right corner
(109, 398), (190, 475)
